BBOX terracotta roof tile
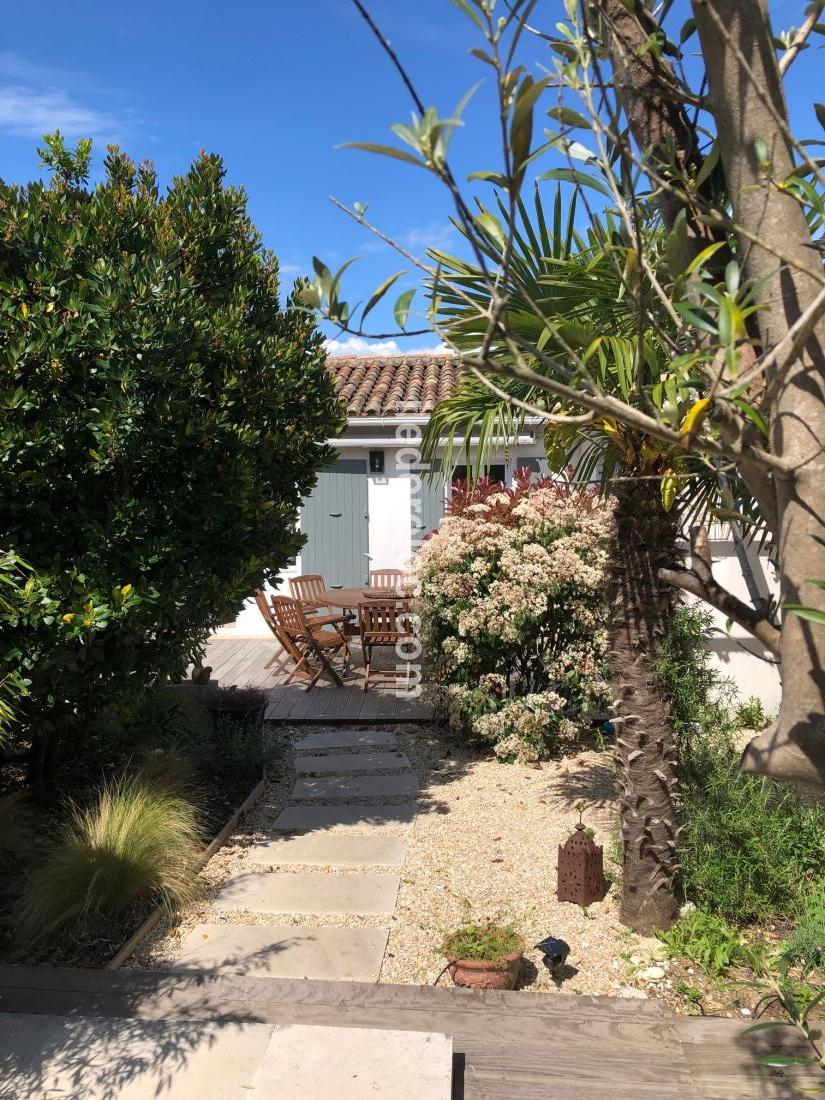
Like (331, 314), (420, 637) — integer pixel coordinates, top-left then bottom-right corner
(328, 354), (459, 417)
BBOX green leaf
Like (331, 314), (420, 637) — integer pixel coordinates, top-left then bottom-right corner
(805, 579), (825, 591)
(679, 17), (697, 44)
(336, 142), (426, 169)
(469, 47), (496, 66)
(361, 270), (407, 325)
(450, 0), (485, 31)
(785, 605), (825, 625)
(475, 210), (506, 247)
(468, 170), (508, 186)
(742, 1020), (796, 1035)
(757, 1055), (821, 1067)
(393, 288), (416, 329)
(731, 397), (768, 438)
(537, 168), (612, 197)
(547, 106), (591, 129)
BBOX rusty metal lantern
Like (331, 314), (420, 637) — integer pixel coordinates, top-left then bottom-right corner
(557, 820), (607, 906)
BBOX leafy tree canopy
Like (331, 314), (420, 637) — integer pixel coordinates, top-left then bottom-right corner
(0, 134), (343, 780)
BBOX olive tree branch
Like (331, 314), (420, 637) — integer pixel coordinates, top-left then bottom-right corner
(658, 525), (782, 656)
(778, 4), (824, 76)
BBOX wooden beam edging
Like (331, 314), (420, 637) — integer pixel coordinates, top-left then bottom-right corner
(106, 774), (268, 971)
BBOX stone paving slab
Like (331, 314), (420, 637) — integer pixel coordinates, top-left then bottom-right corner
(247, 833), (408, 867)
(293, 774), (419, 801)
(295, 751), (411, 774)
(171, 924), (390, 982)
(0, 1012), (273, 1100)
(295, 729), (397, 752)
(214, 872), (401, 915)
(271, 803), (416, 833)
(250, 1024), (453, 1099)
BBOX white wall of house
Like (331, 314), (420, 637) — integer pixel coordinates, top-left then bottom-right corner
(687, 529), (782, 716)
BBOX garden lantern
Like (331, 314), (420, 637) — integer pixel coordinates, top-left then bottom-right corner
(557, 819), (607, 906)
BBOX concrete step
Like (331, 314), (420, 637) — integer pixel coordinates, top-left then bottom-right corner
(293, 774), (419, 801)
(295, 729), (398, 752)
(271, 803), (416, 834)
(250, 1023), (452, 1098)
(171, 924), (389, 982)
(247, 833), (408, 868)
(0, 1014), (453, 1100)
(295, 750), (411, 774)
(214, 872), (401, 915)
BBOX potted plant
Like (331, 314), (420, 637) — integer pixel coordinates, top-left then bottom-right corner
(442, 920), (524, 990)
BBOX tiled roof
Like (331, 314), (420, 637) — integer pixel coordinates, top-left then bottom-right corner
(328, 354), (459, 417)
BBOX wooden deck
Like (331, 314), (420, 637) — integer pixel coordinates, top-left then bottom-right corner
(0, 966), (818, 1099)
(201, 636), (432, 723)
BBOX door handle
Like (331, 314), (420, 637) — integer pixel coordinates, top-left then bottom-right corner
(329, 512), (342, 517)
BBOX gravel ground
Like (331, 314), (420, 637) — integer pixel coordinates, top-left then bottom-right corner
(135, 719), (684, 1004)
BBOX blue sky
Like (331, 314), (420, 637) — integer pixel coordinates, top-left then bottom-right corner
(1, 1), (819, 352)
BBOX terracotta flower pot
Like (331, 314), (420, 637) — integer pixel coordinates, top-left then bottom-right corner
(447, 943), (524, 991)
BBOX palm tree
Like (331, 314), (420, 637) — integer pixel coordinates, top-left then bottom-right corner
(424, 187), (759, 933)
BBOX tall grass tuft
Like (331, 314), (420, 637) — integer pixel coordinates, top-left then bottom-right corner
(16, 777), (202, 945)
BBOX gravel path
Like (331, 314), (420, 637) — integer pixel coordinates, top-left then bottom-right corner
(136, 720), (679, 1003)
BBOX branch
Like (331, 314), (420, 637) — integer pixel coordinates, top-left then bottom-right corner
(659, 525), (781, 656)
(778, 4), (824, 76)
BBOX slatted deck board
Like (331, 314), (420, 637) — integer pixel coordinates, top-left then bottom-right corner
(1, 966), (819, 1100)
(197, 636), (432, 723)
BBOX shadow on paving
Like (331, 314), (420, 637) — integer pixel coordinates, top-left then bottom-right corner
(0, 945), (299, 1100)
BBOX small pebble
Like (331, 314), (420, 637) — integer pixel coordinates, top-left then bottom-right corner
(637, 966), (666, 981)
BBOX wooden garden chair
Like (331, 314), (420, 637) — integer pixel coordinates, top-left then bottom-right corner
(369, 568), (406, 589)
(254, 590), (298, 676)
(357, 599), (416, 693)
(289, 573), (356, 635)
(270, 595), (349, 690)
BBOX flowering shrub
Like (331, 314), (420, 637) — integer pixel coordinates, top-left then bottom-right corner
(415, 472), (615, 763)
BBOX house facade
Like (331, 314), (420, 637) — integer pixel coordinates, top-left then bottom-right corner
(224, 353), (549, 636)
(219, 352), (781, 714)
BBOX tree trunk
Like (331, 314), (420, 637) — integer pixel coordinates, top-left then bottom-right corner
(610, 478), (680, 934)
(694, 0), (825, 785)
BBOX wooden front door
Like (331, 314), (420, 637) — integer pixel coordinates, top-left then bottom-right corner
(300, 459), (369, 588)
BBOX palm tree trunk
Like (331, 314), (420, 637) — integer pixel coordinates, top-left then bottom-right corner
(609, 477), (680, 934)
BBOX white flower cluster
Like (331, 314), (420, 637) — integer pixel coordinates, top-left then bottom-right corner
(415, 482), (615, 762)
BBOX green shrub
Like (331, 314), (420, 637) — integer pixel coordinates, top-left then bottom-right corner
(0, 134), (342, 785)
(16, 778), (202, 944)
(660, 909), (746, 978)
(678, 734), (825, 923)
(191, 714), (284, 781)
(652, 606), (737, 755)
(442, 921), (523, 965)
(655, 605), (825, 924)
(735, 695), (771, 731)
(783, 885), (825, 974)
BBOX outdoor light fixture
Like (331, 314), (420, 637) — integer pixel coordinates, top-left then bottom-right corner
(557, 808), (607, 906)
(369, 450), (385, 474)
(534, 936), (571, 972)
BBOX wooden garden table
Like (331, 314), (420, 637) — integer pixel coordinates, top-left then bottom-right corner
(318, 586), (413, 610)
(317, 587), (414, 639)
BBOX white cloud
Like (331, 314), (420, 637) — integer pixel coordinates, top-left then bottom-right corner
(325, 335), (447, 357)
(0, 85), (121, 140)
(401, 221), (457, 254)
